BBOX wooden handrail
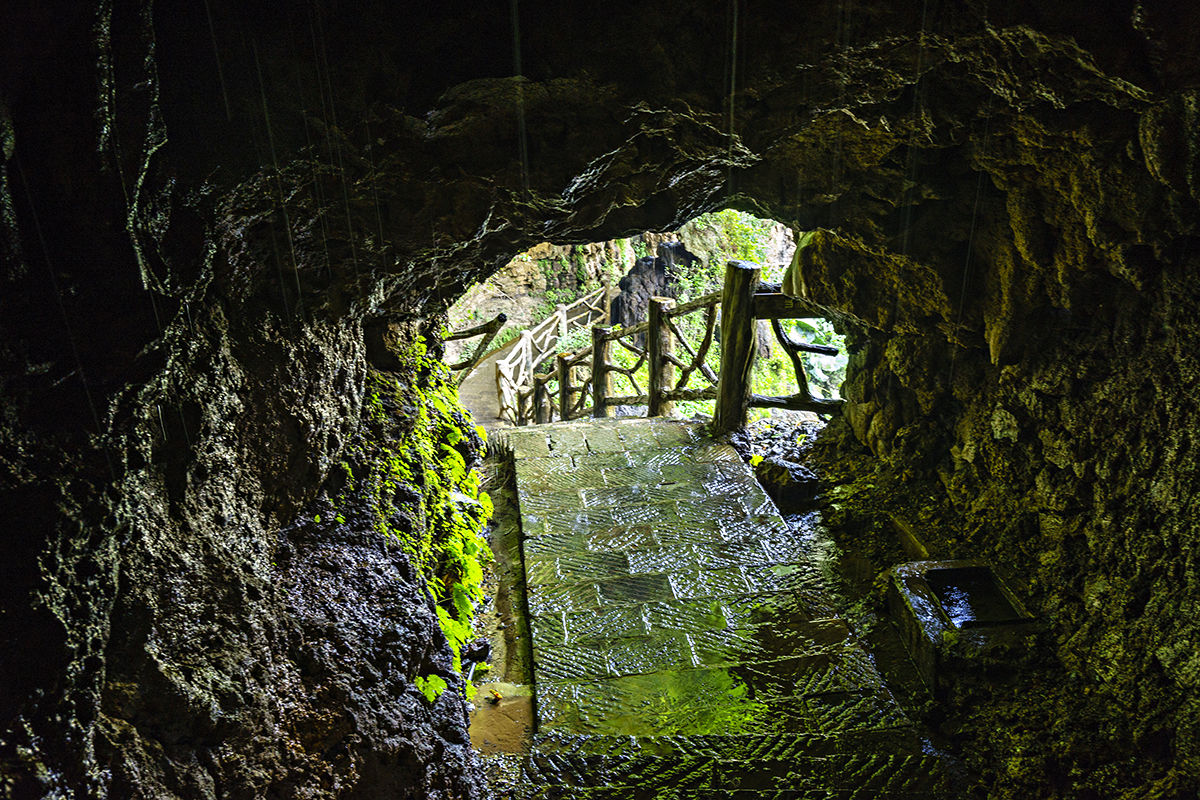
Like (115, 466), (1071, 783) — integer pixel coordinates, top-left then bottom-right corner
(712, 264), (844, 432)
(501, 262), (843, 429)
(446, 312), (507, 386)
(663, 291), (719, 318)
(495, 285), (610, 424)
(598, 320), (651, 341)
(446, 312), (507, 342)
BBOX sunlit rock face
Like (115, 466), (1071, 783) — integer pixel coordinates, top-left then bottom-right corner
(2, 0), (1198, 796)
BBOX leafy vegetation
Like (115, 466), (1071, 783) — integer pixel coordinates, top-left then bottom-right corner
(464, 209), (848, 420)
(413, 674), (449, 703)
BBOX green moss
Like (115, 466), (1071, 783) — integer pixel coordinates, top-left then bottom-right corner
(330, 329), (493, 676)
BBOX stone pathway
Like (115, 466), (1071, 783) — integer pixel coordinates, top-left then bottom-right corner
(456, 345), (512, 430)
(489, 418), (963, 799)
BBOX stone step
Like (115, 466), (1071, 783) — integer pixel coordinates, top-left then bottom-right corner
(531, 627), (883, 685)
(531, 729), (937, 760)
(497, 421), (970, 800)
(494, 749), (957, 796)
(494, 790), (960, 800)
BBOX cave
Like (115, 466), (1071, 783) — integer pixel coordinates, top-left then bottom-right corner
(2, 1), (1199, 798)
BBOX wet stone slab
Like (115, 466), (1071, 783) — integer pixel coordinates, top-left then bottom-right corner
(583, 426), (626, 454)
(564, 604), (651, 642)
(504, 419), (957, 798)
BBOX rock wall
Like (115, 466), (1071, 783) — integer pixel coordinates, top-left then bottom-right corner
(2, 0), (1199, 797)
(448, 241), (630, 331)
(609, 242), (698, 329)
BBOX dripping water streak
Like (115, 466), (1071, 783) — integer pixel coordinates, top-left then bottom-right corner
(949, 114), (992, 387)
(97, 5), (167, 335)
(365, 120), (388, 263)
(511, 0), (531, 195)
(202, 0), (233, 121)
(177, 407), (192, 447)
(13, 157), (114, 479)
(266, 222), (293, 320)
(726, 0), (739, 198)
(311, 14), (363, 287)
(294, 54), (335, 283)
(898, 0), (931, 258)
(828, 0), (851, 222)
(253, 41), (306, 322)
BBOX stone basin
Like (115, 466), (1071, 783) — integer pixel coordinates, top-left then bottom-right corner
(886, 559), (1037, 693)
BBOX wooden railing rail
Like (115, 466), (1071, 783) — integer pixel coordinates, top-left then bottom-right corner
(445, 312), (507, 386)
(495, 285), (612, 424)
(713, 261), (843, 434)
(503, 261), (843, 430)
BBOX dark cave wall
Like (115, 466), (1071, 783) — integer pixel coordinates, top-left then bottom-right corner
(2, 0), (1199, 797)
(765, 28), (1200, 793)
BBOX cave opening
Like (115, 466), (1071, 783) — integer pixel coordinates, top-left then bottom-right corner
(446, 210), (852, 431)
(3, 2), (1199, 798)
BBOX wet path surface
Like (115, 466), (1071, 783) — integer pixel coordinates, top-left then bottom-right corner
(457, 347), (511, 429)
(488, 418), (962, 799)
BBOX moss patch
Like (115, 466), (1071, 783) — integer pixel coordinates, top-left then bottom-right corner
(316, 322), (493, 674)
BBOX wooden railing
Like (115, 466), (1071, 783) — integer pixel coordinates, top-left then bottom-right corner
(713, 261), (843, 433)
(445, 312), (507, 386)
(514, 289), (725, 425)
(495, 286), (612, 424)
(505, 260), (844, 429)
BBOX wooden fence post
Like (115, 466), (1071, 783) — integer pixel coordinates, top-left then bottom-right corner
(495, 363), (510, 425)
(713, 261), (761, 434)
(557, 353), (573, 421)
(520, 330), (534, 383)
(556, 304), (568, 340)
(648, 297), (676, 417)
(604, 285), (619, 324)
(592, 325), (613, 418)
(533, 377), (548, 424)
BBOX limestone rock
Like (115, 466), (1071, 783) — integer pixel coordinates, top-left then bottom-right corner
(753, 456), (820, 510)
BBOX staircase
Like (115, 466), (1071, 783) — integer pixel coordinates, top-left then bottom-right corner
(488, 418), (968, 799)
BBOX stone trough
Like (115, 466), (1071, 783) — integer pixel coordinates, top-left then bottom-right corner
(886, 559), (1037, 694)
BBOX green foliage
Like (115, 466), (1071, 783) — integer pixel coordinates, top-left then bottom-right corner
(556, 326), (593, 354)
(533, 286), (573, 321)
(571, 249), (589, 284)
(673, 209), (779, 302)
(491, 325), (521, 350)
(414, 674), (448, 703)
(508, 211), (847, 420)
(761, 317), (848, 400)
(704, 209), (773, 263)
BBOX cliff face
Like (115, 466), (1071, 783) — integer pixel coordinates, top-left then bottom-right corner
(1, 1), (1198, 797)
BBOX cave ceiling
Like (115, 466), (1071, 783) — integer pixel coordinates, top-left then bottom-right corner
(7, 0), (1197, 348)
(4, 2), (1200, 797)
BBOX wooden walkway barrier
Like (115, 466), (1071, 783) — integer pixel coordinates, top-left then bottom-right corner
(445, 312), (507, 386)
(495, 286), (613, 424)
(499, 261), (843, 431)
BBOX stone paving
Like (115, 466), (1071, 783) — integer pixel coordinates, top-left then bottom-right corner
(457, 346), (512, 429)
(491, 418), (962, 799)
